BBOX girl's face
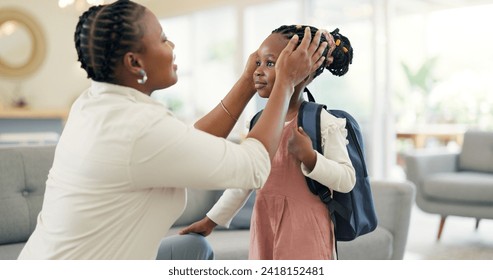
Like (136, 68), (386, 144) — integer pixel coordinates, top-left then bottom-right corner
(138, 9), (178, 91)
(254, 33), (289, 98)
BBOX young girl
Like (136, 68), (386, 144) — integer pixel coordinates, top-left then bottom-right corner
(180, 25), (355, 260)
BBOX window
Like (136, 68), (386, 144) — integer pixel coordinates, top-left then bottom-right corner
(243, 0), (300, 117)
(393, 3), (493, 130)
(156, 0), (493, 178)
(155, 7), (237, 123)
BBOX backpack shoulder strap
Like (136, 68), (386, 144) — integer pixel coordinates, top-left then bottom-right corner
(249, 109), (263, 130)
(299, 100), (347, 248)
(297, 101), (332, 199)
(298, 101), (325, 154)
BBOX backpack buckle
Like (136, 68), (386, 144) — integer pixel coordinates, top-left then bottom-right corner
(318, 189), (332, 204)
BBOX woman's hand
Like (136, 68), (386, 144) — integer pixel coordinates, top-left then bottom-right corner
(179, 216), (217, 237)
(239, 50), (258, 92)
(275, 27), (328, 89)
(321, 29), (336, 66)
(288, 126), (317, 171)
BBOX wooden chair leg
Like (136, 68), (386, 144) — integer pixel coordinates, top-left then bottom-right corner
(475, 218), (481, 230)
(437, 216), (447, 241)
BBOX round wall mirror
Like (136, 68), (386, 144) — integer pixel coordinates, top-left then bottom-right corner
(0, 8), (45, 77)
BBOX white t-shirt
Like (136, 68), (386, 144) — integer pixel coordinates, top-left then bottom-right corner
(18, 81), (270, 259)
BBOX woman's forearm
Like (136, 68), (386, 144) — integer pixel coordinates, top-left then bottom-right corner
(246, 77), (293, 159)
(195, 52), (258, 138)
(194, 77), (255, 138)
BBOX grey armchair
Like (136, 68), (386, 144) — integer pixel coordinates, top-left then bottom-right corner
(337, 179), (415, 260)
(404, 130), (493, 240)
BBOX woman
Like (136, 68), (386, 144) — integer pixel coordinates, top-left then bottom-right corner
(17, 0), (328, 259)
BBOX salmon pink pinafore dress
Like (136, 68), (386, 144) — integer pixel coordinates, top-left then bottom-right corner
(249, 118), (335, 260)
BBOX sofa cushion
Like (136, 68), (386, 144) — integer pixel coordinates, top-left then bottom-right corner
(459, 130), (493, 173)
(166, 227), (250, 260)
(206, 229), (250, 259)
(19, 146), (53, 232)
(423, 172), (493, 204)
(215, 190), (256, 230)
(0, 148), (29, 245)
(172, 189), (220, 227)
(337, 226), (393, 260)
(0, 146), (54, 245)
(172, 188), (256, 230)
(0, 242), (25, 260)
(168, 226), (393, 260)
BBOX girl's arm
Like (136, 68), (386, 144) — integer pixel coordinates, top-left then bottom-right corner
(179, 189), (253, 236)
(288, 110), (356, 193)
(306, 110), (356, 193)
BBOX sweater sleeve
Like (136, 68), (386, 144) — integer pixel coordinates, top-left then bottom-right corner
(300, 110), (356, 193)
(206, 189), (253, 227)
(129, 113), (271, 191)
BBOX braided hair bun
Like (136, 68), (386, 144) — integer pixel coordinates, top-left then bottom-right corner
(272, 25), (353, 78)
(327, 28), (353, 77)
(74, 0), (146, 82)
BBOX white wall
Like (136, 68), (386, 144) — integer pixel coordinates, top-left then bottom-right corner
(0, 0), (90, 110)
(0, 0), (279, 110)
(147, 0), (277, 18)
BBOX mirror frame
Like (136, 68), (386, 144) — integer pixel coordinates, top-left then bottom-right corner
(0, 8), (46, 77)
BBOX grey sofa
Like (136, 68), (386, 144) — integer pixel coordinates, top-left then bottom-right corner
(0, 145), (415, 260)
(404, 130), (493, 240)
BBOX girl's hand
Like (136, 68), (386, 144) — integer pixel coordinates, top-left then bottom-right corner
(179, 216), (217, 237)
(288, 126), (317, 171)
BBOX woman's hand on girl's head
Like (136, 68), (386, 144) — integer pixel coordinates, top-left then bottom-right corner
(239, 50), (259, 92)
(322, 29), (336, 56)
(321, 29), (336, 67)
(242, 51), (258, 79)
(275, 27), (328, 89)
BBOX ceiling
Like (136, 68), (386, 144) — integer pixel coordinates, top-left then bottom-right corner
(143, 0), (493, 21)
(311, 0), (493, 24)
(395, 0), (493, 15)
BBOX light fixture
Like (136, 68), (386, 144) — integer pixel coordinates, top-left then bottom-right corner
(58, 0), (107, 11)
(0, 21), (18, 38)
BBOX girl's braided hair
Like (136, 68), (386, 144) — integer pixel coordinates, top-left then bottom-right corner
(74, 0), (146, 83)
(272, 25), (353, 78)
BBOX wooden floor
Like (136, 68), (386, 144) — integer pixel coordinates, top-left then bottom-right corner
(404, 205), (493, 260)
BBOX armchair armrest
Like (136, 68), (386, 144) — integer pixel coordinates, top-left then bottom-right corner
(370, 179), (415, 259)
(404, 151), (459, 189)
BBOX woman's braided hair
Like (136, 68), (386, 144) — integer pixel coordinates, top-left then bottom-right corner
(74, 0), (146, 83)
(272, 25), (353, 78)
